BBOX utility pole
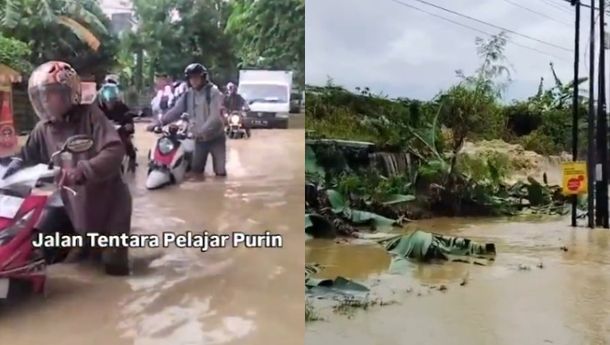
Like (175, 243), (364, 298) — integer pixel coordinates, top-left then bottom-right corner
(571, 0), (581, 227)
(588, 0), (596, 228)
(596, 0), (606, 227)
(597, 0), (609, 228)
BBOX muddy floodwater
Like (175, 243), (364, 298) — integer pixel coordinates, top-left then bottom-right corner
(0, 119), (304, 345)
(306, 217), (610, 345)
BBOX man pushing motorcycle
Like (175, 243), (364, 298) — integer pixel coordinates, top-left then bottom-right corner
(147, 63), (227, 177)
(2, 61), (132, 276)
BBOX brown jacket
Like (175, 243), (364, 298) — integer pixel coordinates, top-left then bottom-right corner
(19, 104), (132, 236)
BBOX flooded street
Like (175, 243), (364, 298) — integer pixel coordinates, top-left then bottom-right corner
(0, 119), (305, 345)
(306, 217), (610, 345)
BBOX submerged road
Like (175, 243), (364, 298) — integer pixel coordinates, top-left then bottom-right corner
(306, 217), (610, 345)
(0, 117), (305, 345)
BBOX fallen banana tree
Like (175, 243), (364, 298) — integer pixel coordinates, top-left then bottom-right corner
(380, 230), (496, 272)
(305, 229), (496, 297)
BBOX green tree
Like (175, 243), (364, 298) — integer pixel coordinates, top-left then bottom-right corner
(125, 0), (237, 87)
(0, 0), (117, 79)
(0, 34), (31, 72)
(226, 0), (305, 88)
(438, 33), (511, 157)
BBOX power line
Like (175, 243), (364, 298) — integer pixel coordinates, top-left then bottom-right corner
(560, 0), (604, 11)
(538, 0), (574, 14)
(399, 0), (573, 52)
(501, 0), (571, 25)
(388, 0), (572, 62)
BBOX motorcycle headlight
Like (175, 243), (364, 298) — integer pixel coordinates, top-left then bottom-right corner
(0, 209), (35, 246)
(230, 115), (241, 125)
(158, 138), (175, 155)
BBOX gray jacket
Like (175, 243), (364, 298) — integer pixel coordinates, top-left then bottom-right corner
(160, 83), (225, 141)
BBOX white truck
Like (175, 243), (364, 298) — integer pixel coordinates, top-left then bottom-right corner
(238, 70), (293, 129)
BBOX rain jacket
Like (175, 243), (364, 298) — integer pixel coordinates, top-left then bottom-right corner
(160, 83), (225, 141)
(18, 104), (132, 236)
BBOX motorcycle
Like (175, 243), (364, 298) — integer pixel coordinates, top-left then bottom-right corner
(145, 113), (194, 190)
(0, 135), (93, 301)
(225, 111), (250, 139)
(113, 123), (137, 175)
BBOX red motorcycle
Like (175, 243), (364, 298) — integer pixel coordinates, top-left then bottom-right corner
(0, 135), (93, 301)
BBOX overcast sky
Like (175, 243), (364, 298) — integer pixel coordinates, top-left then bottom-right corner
(306, 0), (601, 101)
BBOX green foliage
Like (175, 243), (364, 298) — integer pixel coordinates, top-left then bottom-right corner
(120, 0), (303, 90)
(305, 83), (442, 151)
(0, 34), (30, 72)
(336, 171), (413, 202)
(0, 0), (117, 78)
(127, 0), (237, 85)
(226, 0), (304, 88)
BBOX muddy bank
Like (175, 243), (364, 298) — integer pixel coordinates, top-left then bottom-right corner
(305, 217), (610, 345)
(1, 124), (305, 345)
(460, 139), (570, 185)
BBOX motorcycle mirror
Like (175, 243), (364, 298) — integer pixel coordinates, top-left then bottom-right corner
(63, 135), (95, 154)
(153, 126), (163, 134)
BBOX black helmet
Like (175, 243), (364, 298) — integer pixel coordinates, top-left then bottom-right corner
(104, 75), (119, 85)
(184, 63), (207, 78)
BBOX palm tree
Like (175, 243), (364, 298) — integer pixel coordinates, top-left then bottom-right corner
(0, 0), (106, 51)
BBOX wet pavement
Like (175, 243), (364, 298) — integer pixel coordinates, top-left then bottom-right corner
(0, 119), (305, 345)
(306, 217), (610, 345)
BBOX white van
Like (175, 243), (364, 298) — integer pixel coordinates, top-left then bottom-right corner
(238, 70), (293, 129)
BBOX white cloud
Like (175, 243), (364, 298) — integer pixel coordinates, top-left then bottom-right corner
(306, 0), (598, 100)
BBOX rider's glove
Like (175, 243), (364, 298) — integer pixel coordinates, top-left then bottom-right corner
(2, 157), (23, 179)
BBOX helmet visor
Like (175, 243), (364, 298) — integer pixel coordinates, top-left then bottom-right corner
(28, 83), (72, 122)
(101, 86), (119, 103)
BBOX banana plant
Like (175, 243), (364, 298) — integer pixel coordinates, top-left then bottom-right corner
(0, 0), (105, 51)
(529, 62), (588, 111)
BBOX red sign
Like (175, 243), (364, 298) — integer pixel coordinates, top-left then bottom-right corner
(0, 89), (17, 158)
(567, 175), (585, 191)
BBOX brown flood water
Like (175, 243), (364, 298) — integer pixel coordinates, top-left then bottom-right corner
(306, 217), (610, 345)
(0, 120), (305, 345)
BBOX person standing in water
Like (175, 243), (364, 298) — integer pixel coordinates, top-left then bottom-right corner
(148, 63), (227, 177)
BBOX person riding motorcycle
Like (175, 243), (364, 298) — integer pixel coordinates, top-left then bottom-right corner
(104, 75), (119, 85)
(98, 83), (137, 172)
(223, 82), (250, 137)
(2, 61), (132, 276)
(147, 63), (226, 177)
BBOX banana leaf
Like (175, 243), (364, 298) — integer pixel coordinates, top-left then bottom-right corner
(326, 189), (397, 229)
(56, 16), (101, 51)
(305, 145), (326, 180)
(306, 276), (370, 297)
(380, 230), (496, 272)
(305, 263), (368, 297)
(305, 214), (313, 229)
(381, 194), (416, 205)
